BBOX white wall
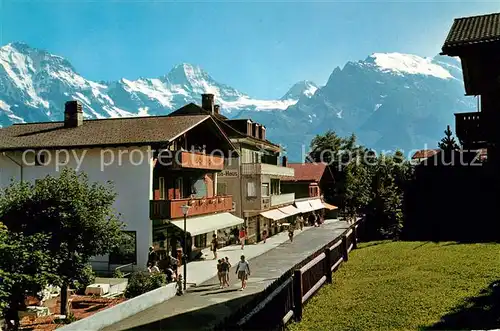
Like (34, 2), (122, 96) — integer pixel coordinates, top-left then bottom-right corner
(0, 147), (153, 269)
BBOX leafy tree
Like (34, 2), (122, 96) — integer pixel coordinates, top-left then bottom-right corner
(366, 154), (405, 239)
(0, 168), (124, 315)
(343, 159), (371, 222)
(306, 131), (412, 240)
(438, 125), (460, 152)
(0, 225), (58, 330)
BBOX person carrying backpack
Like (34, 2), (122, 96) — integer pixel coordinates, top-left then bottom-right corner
(235, 255), (251, 291)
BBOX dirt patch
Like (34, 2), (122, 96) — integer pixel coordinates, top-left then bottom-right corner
(20, 295), (126, 331)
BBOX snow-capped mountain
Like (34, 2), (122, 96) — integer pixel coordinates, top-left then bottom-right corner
(241, 52), (475, 159)
(0, 42), (310, 123)
(0, 42), (475, 160)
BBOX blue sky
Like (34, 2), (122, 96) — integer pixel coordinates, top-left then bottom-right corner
(1, 0), (499, 99)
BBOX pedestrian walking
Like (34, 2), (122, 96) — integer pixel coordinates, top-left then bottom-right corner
(288, 224), (295, 242)
(147, 246), (158, 267)
(262, 226), (268, 243)
(217, 259), (224, 288)
(299, 214), (304, 230)
(221, 258), (230, 287)
(239, 227), (246, 250)
(235, 255), (250, 291)
(225, 257), (231, 283)
(211, 234), (218, 259)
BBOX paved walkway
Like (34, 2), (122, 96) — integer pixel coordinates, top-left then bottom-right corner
(185, 220), (322, 286)
(104, 220), (350, 331)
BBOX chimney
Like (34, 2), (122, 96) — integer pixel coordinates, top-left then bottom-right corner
(64, 100), (83, 128)
(201, 94), (214, 113)
(261, 126), (266, 140)
(282, 156), (288, 167)
(253, 123), (260, 139)
(214, 104), (220, 115)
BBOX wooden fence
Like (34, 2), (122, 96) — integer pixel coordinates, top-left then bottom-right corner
(217, 219), (363, 331)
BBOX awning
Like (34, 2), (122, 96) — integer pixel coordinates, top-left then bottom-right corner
(309, 199), (325, 211)
(260, 209), (289, 221)
(323, 202), (338, 210)
(278, 205), (301, 217)
(169, 212), (244, 236)
(295, 200), (314, 213)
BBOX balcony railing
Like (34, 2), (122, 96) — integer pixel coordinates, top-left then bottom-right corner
(455, 112), (487, 147)
(241, 163), (295, 177)
(159, 151), (224, 171)
(270, 193), (295, 207)
(150, 195), (233, 220)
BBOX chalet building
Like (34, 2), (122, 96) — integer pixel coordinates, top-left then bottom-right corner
(411, 149), (440, 165)
(168, 94), (297, 243)
(441, 12), (500, 167)
(404, 12), (500, 242)
(0, 100), (242, 270)
(281, 162), (338, 218)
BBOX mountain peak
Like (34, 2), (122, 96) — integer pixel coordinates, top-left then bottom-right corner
(281, 80), (319, 100)
(364, 52), (454, 79)
(164, 62), (213, 86)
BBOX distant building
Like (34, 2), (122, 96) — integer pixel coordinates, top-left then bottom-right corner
(281, 162), (338, 218)
(411, 149), (440, 164)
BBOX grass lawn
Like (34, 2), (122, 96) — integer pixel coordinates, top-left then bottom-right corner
(288, 241), (500, 331)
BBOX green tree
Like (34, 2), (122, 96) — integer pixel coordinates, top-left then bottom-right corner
(366, 154), (405, 239)
(0, 225), (58, 330)
(0, 168), (124, 315)
(438, 125), (460, 152)
(344, 159), (371, 222)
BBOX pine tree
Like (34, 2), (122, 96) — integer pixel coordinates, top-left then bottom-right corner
(438, 125), (459, 152)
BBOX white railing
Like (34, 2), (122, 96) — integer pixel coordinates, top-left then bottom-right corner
(241, 163), (295, 177)
(270, 193), (295, 206)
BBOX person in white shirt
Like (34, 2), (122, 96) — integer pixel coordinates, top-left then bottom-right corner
(235, 255), (251, 291)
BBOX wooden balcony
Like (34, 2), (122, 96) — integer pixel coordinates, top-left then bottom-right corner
(150, 195), (233, 220)
(455, 112), (487, 149)
(159, 151), (224, 171)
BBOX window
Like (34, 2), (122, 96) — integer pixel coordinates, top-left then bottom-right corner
(247, 181), (256, 197)
(176, 177), (184, 198)
(217, 182), (227, 195)
(261, 183), (270, 197)
(159, 177), (165, 200)
(109, 231), (137, 265)
(194, 233), (207, 249)
(271, 179), (280, 195)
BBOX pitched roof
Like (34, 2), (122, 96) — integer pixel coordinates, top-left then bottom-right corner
(285, 162), (331, 182)
(411, 149), (440, 159)
(0, 114), (210, 151)
(168, 103), (281, 151)
(442, 12), (500, 54)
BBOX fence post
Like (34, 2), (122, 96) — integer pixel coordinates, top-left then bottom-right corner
(352, 225), (358, 249)
(341, 235), (349, 262)
(293, 270), (303, 322)
(324, 247), (332, 284)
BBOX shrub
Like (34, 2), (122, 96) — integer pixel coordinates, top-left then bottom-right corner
(124, 272), (165, 298)
(72, 264), (95, 295)
(113, 269), (124, 278)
